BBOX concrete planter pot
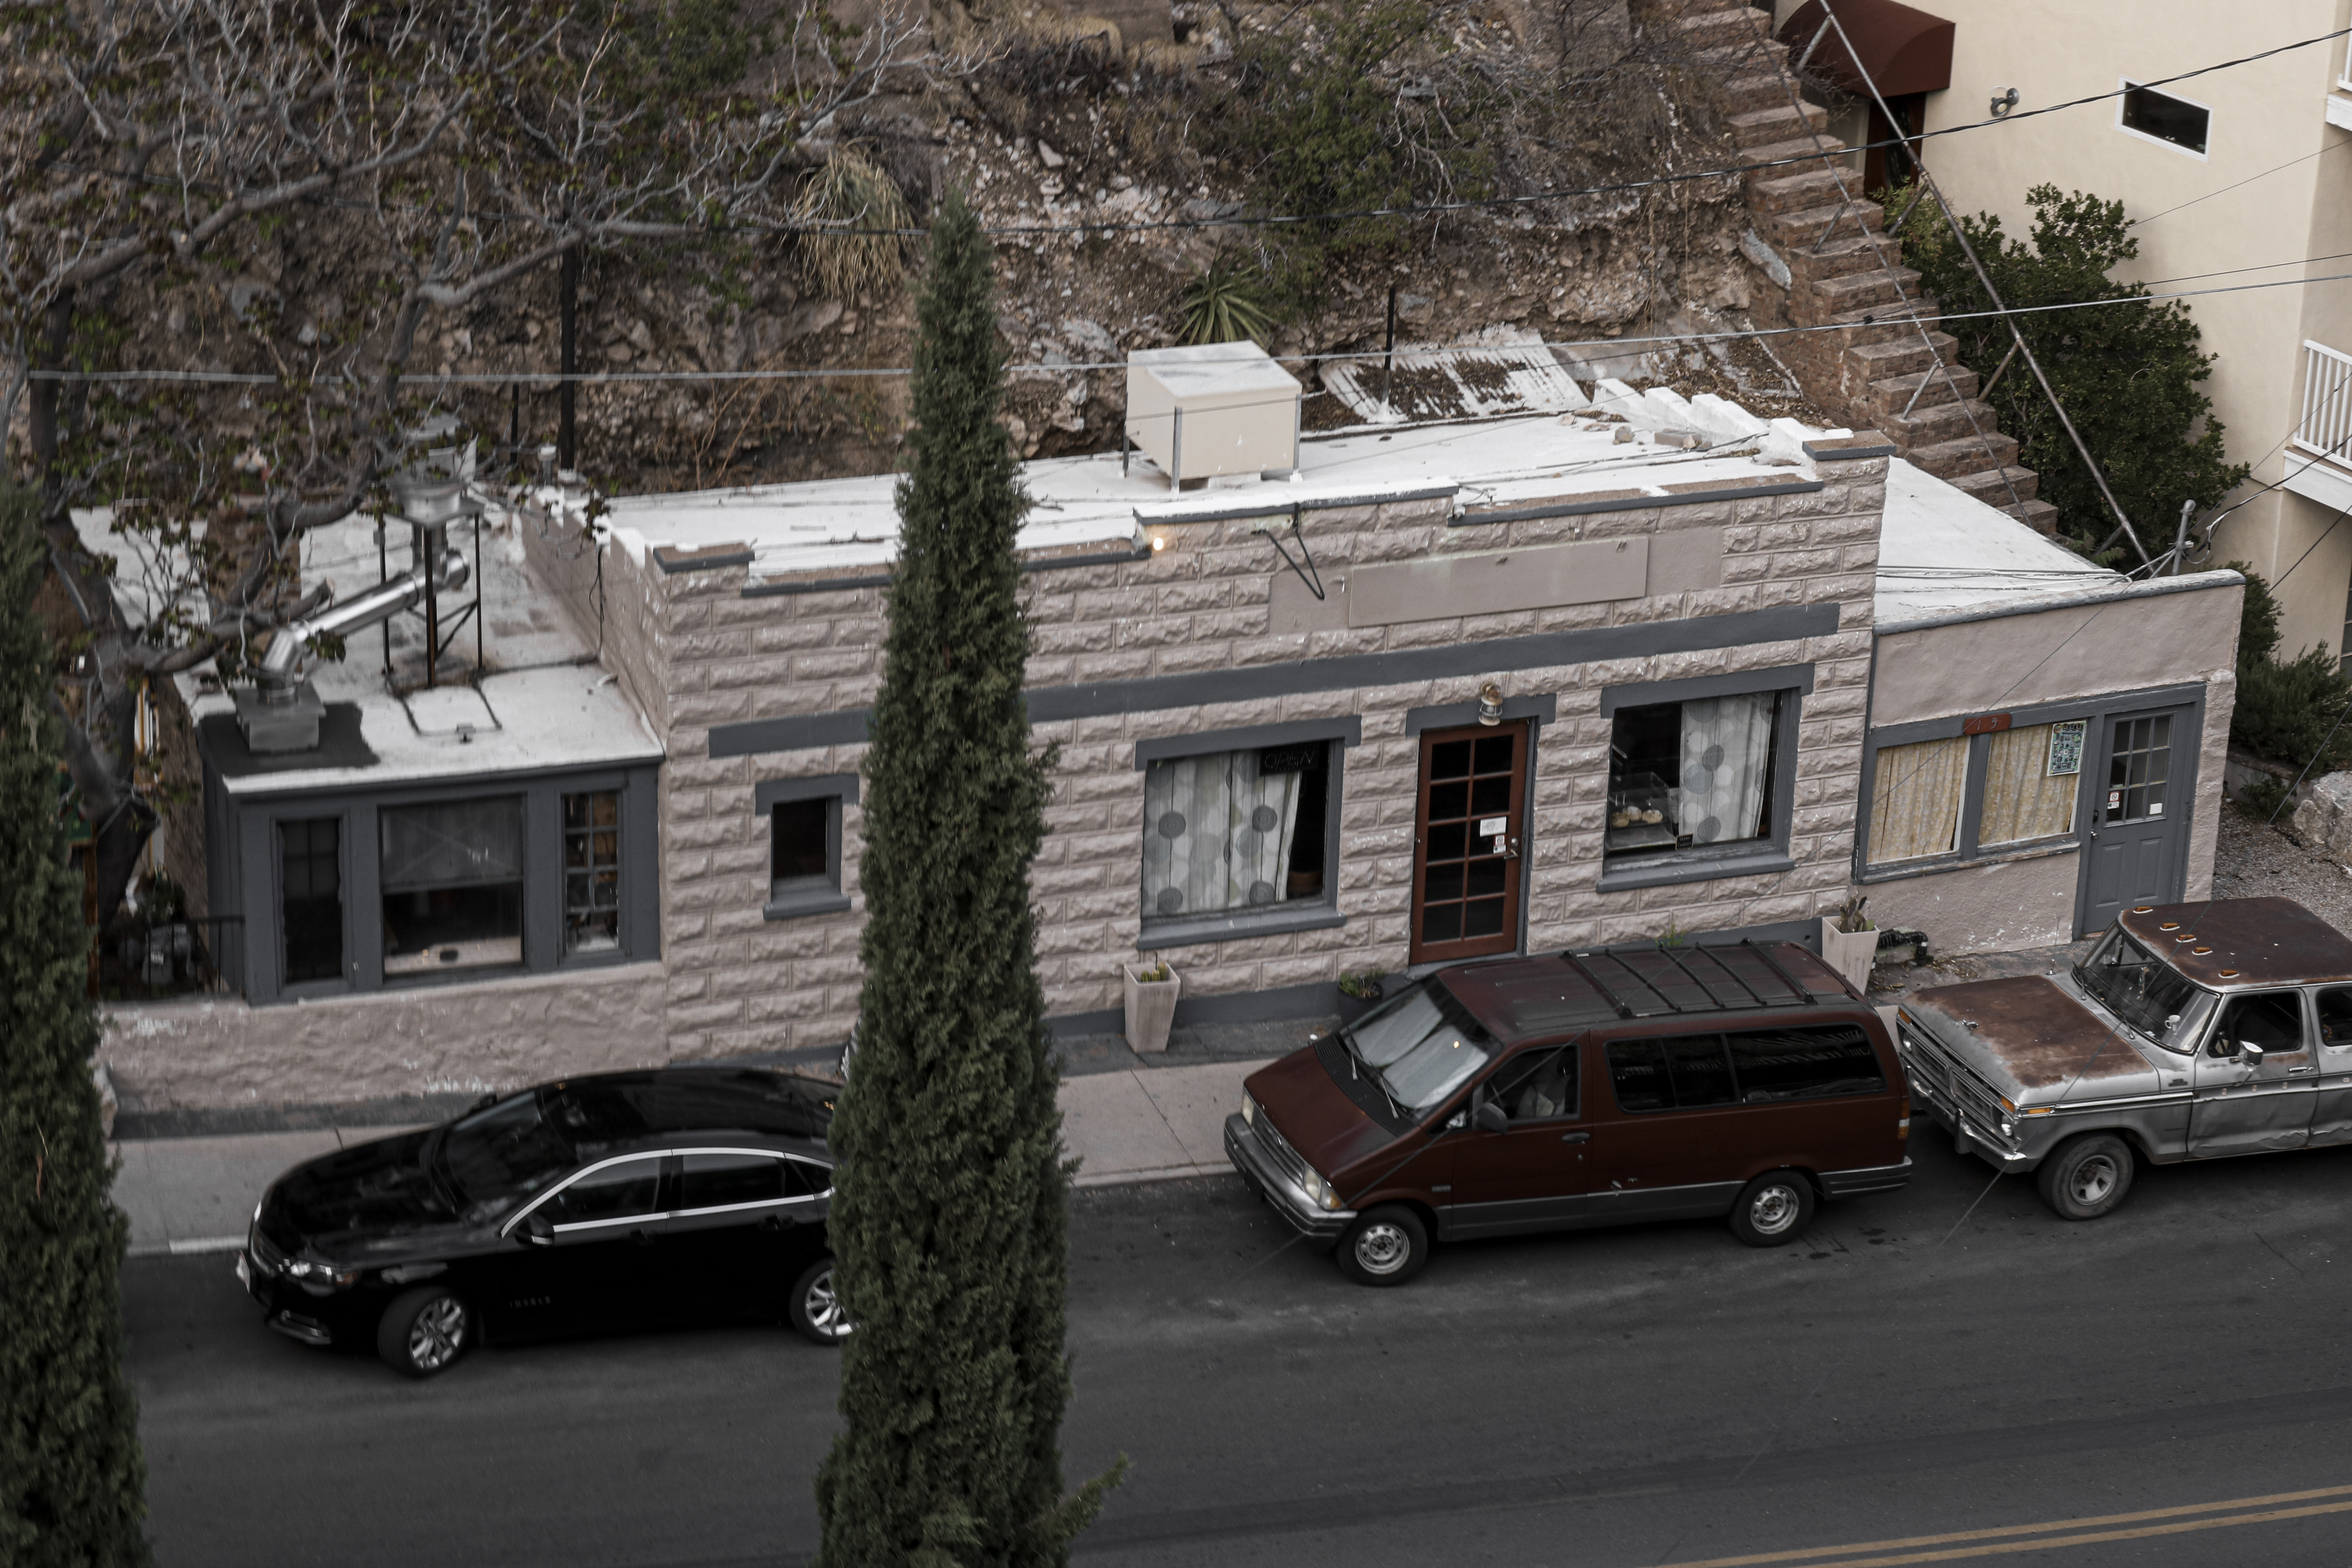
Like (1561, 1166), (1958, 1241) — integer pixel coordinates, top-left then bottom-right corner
(1335, 981), (1386, 1027)
(1123, 965), (1181, 1054)
(1820, 918), (1878, 994)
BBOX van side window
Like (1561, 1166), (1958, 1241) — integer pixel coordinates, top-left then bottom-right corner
(2318, 989), (2352, 1047)
(1488, 1047), (1576, 1122)
(1728, 1024), (1887, 1102)
(1607, 1035), (1735, 1112)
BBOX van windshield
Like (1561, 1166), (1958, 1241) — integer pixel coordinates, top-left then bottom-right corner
(1344, 981), (1497, 1116)
(2073, 927), (2218, 1054)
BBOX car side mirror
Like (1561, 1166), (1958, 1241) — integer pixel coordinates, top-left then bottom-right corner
(521, 1210), (554, 1246)
(2241, 1042), (2266, 1067)
(1474, 1101), (1509, 1135)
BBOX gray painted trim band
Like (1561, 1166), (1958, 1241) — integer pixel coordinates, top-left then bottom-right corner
(1455, 478), (1822, 527)
(764, 892), (853, 921)
(1135, 483), (1459, 526)
(754, 772), (860, 811)
(1404, 693), (1557, 735)
(1136, 903), (1348, 952)
(656, 546), (756, 575)
(1133, 716), (1361, 768)
(1596, 849), (1798, 893)
(1864, 679), (2209, 748)
(741, 545), (1156, 599)
(1803, 438), (1896, 460)
(707, 601), (1844, 758)
(1599, 661), (1816, 716)
(1874, 569), (2244, 635)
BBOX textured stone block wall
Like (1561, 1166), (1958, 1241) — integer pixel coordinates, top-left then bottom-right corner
(636, 454), (1886, 1060)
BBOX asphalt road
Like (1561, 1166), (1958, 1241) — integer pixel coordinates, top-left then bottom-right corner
(129, 1127), (2352, 1568)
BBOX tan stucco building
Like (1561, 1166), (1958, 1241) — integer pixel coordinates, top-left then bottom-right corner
(1777, 0), (2352, 666)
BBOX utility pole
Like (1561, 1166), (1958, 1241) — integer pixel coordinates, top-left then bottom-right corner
(558, 241), (580, 473)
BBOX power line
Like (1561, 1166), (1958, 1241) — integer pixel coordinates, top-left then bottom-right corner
(34, 263), (2352, 386)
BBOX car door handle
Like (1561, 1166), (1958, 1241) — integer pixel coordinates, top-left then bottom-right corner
(1561, 1131), (1591, 1144)
(630, 1227), (654, 1245)
(2290, 1067), (2315, 1076)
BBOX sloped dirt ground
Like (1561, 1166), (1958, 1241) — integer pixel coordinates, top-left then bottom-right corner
(2214, 798), (2352, 938)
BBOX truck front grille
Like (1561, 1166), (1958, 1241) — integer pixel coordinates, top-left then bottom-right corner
(1898, 1024), (2011, 1139)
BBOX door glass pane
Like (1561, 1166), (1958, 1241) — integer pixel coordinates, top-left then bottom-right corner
(1607, 1040), (1672, 1112)
(381, 796), (524, 975)
(679, 1152), (786, 1210)
(548, 1156), (662, 1226)
(1417, 727), (1519, 949)
(1664, 1035), (1737, 1107)
(2106, 716), (2172, 821)
(1867, 736), (1966, 864)
(2213, 993), (2307, 1056)
(2317, 989), (2352, 1047)
(563, 790), (621, 955)
(1489, 1046), (1577, 1122)
(280, 817), (343, 984)
(1978, 724), (2082, 847)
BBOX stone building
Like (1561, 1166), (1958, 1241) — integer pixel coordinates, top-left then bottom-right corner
(96, 365), (2243, 1115)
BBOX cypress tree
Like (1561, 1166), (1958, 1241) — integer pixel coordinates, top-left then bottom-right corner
(814, 189), (1121, 1566)
(0, 479), (151, 1567)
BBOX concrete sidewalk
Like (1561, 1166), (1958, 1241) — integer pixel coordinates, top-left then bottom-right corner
(112, 1051), (1276, 1256)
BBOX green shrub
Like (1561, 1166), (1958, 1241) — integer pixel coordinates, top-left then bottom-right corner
(2233, 643), (2352, 773)
(1179, 254), (1277, 346)
(2230, 560), (2284, 665)
(2236, 776), (2290, 821)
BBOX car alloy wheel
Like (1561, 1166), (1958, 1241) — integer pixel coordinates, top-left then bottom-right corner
(378, 1286), (471, 1378)
(789, 1258), (852, 1345)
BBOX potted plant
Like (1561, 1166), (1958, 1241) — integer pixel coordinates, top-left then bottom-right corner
(1336, 965), (1388, 1026)
(1820, 895), (1878, 993)
(1123, 958), (1181, 1055)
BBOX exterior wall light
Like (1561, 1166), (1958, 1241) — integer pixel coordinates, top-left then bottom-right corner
(1476, 681), (1505, 726)
(1990, 87), (2020, 119)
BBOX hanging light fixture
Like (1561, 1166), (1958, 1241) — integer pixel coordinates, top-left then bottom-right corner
(1476, 681), (1505, 726)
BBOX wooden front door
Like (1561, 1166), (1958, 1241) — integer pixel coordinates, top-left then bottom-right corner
(1410, 724), (1528, 964)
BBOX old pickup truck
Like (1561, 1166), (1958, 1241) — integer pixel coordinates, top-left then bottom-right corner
(1894, 897), (2352, 1219)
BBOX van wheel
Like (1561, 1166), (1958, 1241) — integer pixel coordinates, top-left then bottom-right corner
(1728, 1172), (1815, 1248)
(377, 1287), (470, 1378)
(2038, 1133), (2134, 1220)
(1336, 1206), (1429, 1287)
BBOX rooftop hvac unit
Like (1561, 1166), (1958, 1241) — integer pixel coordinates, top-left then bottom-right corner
(1125, 342), (1303, 485)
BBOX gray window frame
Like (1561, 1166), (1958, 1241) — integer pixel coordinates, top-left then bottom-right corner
(1132, 716), (1359, 951)
(227, 761), (660, 1005)
(1855, 681), (2206, 884)
(760, 773), (858, 920)
(1594, 664), (1813, 893)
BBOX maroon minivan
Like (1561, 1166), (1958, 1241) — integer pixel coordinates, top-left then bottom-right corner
(1224, 942), (1911, 1284)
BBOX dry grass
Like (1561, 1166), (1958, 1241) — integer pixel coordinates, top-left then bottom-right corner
(793, 146), (914, 302)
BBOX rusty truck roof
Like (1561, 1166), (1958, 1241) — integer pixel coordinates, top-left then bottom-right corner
(1440, 942), (1853, 1045)
(2117, 897), (2352, 990)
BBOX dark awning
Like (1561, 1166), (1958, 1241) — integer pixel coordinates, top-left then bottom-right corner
(1777, 0), (1954, 98)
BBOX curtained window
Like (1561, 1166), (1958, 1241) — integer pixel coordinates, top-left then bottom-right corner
(1142, 742), (1330, 922)
(1606, 693), (1783, 860)
(1978, 722), (2082, 848)
(1866, 736), (1966, 865)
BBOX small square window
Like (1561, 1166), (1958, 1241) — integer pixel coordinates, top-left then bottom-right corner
(1142, 742), (1332, 922)
(2121, 83), (2208, 155)
(563, 790), (622, 956)
(759, 774), (856, 919)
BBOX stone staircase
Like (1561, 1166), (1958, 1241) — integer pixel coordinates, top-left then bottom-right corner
(1665, 0), (2060, 534)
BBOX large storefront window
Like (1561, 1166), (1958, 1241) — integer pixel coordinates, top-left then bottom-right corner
(1142, 742), (1330, 919)
(381, 796), (525, 975)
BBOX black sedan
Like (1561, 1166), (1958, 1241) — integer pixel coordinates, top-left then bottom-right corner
(237, 1066), (846, 1377)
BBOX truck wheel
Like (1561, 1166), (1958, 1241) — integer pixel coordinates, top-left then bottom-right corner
(1728, 1171), (1815, 1248)
(787, 1258), (851, 1346)
(2038, 1132), (2134, 1220)
(1336, 1205), (1429, 1287)
(377, 1287), (471, 1378)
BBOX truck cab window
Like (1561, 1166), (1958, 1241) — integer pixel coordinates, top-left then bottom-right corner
(2211, 993), (2306, 1058)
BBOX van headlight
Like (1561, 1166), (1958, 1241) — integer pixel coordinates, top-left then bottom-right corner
(1241, 1093), (1257, 1127)
(1299, 1169), (1344, 1211)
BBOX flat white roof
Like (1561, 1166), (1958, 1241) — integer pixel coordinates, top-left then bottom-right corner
(600, 410), (1838, 587)
(1128, 341), (1305, 399)
(181, 507), (662, 795)
(1874, 459), (2122, 623)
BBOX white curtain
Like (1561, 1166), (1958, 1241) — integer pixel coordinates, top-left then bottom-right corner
(1868, 736), (1967, 864)
(1142, 750), (1304, 919)
(1677, 695), (1775, 844)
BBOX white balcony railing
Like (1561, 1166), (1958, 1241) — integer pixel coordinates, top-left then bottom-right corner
(2295, 340), (2352, 466)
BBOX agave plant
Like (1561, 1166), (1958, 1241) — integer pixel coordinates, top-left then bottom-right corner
(1179, 253), (1277, 345)
(792, 146), (914, 301)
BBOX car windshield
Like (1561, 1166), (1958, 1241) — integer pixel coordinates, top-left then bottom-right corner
(1343, 980), (1497, 1115)
(436, 1092), (576, 1213)
(2073, 928), (2219, 1054)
